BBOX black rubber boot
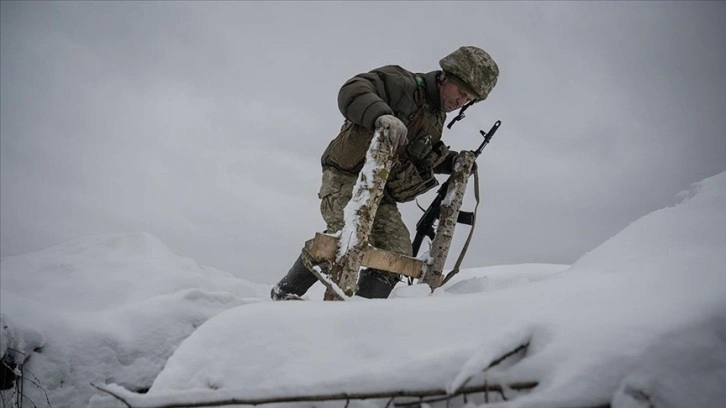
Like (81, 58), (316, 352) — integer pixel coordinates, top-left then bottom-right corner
(271, 255), (318, 300)
(356, 268), (398, 299)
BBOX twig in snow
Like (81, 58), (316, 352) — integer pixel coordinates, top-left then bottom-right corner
(1, 356), (52, 408)
(92, 380), (539, 408)
(91, 383), (133, 408)
(18, 365), (52, 408)
(485, 343), (529, 370)
(452, 341), (531, 394)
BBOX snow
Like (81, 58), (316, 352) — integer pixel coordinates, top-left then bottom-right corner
(310, 264), (352, 301)
(442, 180), (461, 207)
(611, 315), (726, 408)
(1, 171), (725, 408)
(339, 130), (387, 261)
(0, 232), (269, 407)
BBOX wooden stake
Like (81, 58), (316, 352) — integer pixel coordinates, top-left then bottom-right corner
(324, 128), (395, 300)
(420, 151), (475, 290)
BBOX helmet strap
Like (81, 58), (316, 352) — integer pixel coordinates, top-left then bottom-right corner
(446, 100), (475, 129)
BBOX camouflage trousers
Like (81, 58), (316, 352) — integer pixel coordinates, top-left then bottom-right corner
(301, 167), (412, 283)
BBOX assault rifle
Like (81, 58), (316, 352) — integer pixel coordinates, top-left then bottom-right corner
(411, 120), (501, 258)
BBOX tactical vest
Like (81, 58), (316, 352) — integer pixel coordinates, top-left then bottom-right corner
(321, 75), (447, 202)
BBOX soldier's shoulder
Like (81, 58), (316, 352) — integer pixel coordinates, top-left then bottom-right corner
(374, 64), (416, 78)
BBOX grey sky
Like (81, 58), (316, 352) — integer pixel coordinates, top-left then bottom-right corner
(2, 1), (725, 284)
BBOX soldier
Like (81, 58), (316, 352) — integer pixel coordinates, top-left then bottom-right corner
(271, 46), (499, 300)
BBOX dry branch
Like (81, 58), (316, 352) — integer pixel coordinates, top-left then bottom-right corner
(92, 381), (538, 408)
(486, 343), (529, 370)
(450, 341), (531, 395)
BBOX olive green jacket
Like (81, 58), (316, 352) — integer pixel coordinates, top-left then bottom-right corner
(321, 65), (455, 202)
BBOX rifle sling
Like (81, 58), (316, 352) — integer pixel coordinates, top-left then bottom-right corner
(441, 166), (480, 286)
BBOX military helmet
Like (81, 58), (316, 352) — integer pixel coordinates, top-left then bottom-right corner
(439, 46), (499, 101)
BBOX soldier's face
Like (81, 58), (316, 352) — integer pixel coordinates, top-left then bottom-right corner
(439, 78), (476, 113)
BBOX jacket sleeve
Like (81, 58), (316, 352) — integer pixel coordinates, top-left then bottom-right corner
(337, 65), (416, 131)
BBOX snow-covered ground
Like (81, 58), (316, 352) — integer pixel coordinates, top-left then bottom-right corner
(2, 171), (725, 408)
(0, 233), (269, 407)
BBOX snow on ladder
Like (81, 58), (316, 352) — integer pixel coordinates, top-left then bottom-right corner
(307, 125), (480, 299)
(419, 151), (476, 289)
(321, 125), (396, 300)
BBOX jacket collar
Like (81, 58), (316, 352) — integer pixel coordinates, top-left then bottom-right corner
(420, 70), (442, 111)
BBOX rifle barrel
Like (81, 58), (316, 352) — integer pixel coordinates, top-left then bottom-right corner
(475, 120), (501, 156)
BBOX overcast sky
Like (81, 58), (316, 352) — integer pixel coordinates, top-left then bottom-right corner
(2, 1), (725, 284)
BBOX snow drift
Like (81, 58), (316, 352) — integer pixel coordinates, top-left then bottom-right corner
(99, 171), (725, 407)
(1, 171), (725, 408)
(0, 232), (268, 408)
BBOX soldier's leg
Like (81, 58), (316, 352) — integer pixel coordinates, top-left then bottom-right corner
(270, 251), (319, 300)
(318, 167), (356, 234)
(357, 198), (412, 299)
(272, 168), (356, 300)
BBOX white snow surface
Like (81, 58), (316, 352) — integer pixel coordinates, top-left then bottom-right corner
(0, 232), (269, 407)
(1, 171), (725, 408)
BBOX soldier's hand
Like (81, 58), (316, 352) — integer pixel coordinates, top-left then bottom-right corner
(450, 151), (478, 175)
(375, 114), (408, 150)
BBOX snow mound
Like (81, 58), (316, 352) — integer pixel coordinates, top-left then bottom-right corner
(0, 232), (269, 408)
(571, 171), (726, 274)
(611, 314), (726, 408)
(1, 232), (265, 312)
(134, 172), (726, 407)
(436, 263), (569, 295)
